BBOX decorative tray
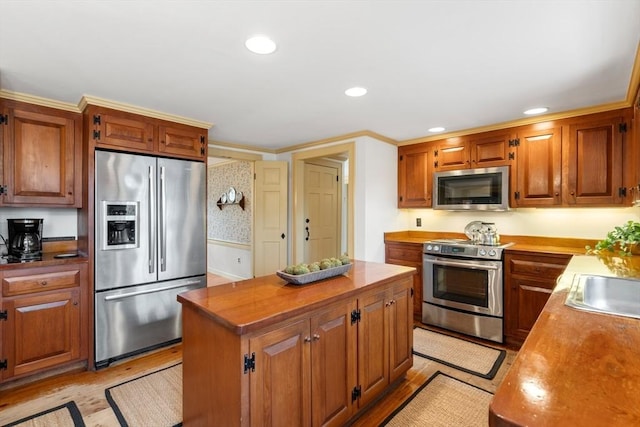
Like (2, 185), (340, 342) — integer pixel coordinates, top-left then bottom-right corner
(276, 263), (352, 285)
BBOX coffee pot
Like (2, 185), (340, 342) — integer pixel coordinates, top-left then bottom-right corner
(7, 219), (43, 260)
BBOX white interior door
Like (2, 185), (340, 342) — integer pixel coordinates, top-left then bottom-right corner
(254, 161), (288, 277)
(304, 162), (340, 263)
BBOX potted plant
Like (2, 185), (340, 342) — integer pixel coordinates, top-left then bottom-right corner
(587, 220), (640, 256)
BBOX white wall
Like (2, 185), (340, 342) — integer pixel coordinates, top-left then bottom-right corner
(402, 207), (640, 240)
(354, 137), (405, 262)
(207, 240), (252, 280)
(0, 208), (77, 254)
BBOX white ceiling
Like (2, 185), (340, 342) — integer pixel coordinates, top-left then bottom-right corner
(1, 1), (639, 151)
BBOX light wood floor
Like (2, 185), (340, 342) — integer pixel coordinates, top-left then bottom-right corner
(0, 328), (516, 426)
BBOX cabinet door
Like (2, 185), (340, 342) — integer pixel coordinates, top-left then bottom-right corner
(357, 287), (389, 407)
(504, 252), (570, 346)
(513, 126), (562, 207)
(398, 143), (432, 207)
(249, 319), (311, 427)
(1, 103), (80, 206)
(384, 242), (422, 321)
(566, 116), (624, 205)
(1, 289), (80, 381)
(92, 109), (155, 152)
(158, 124), (207, 160)
(310, 300), (357, 427)
(435, 139), (469, 171)
(469, 130), (512, 168)
(388, 278), (413, 383)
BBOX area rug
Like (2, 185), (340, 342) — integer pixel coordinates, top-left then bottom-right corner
(381, 371), (493, 427)
(2, 401), (85, 427)
(413, 326), (506, 379)
(105, 363), (182, 427)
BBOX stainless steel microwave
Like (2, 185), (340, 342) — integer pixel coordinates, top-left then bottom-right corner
(433, 166), (510, 211)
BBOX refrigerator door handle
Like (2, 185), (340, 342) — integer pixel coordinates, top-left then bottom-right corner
(149, 165), (156, 274)
(103, 281), (202, 301)
(160, 166), (167, 272)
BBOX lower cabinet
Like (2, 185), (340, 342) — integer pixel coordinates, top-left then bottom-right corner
(181, 275), (413, 427)
(0, 263), (88, 382)
(384, 241), (423, 321)
(504, 251), (570, 347)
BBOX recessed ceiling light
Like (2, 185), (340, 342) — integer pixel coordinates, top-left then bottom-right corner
(523, 107), (549, 115)
(245, 35), (277, 54)
(345, 87), (367, 97)
(428, 127), (445, 133)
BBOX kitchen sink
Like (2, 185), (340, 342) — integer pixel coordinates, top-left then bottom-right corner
(565, 274), (640, 319)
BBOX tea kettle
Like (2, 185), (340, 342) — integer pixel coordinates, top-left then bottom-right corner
(479, 222), (500, 245)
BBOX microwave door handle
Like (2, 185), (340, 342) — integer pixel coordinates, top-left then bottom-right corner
(148, 165), (155, 274)
(423, 258), (500, 270)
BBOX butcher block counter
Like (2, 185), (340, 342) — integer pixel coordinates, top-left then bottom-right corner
(489, 254), (640, 426)
(178, 260), (416, 427)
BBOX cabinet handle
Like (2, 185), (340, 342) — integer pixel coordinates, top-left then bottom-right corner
(385, 302), (391, 307)
(40, 281), (48, 286)
(73, 301), (78, 306)
(313, 334), (320, 341)
(555, 192), (559, 197)
(304, 336), (312, 343)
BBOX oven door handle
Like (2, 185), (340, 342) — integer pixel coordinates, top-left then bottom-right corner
(423, 257), (500, 270)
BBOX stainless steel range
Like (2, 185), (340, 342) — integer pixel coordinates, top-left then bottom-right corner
(422, 238), (513, 343)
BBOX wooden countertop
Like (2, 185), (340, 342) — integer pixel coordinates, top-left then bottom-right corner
(489, 254), (640, 427)
(384, 230), (596, 255)
(0, 240), (88, 271)
(177, 260), (416, 335)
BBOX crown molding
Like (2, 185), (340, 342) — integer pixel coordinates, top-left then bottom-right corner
(275, 130), (397, 154)
(78, 95), (213, 129)
(398, 100), (632, 146)
(0, 89), (80, 112)
(208, 139), (277, 155)
(626, 41), (640, 105)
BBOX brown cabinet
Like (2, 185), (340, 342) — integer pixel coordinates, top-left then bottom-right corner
(0, 99), (82, 207)
(504, 251), (570, 347)
(512, 125), (562, 207)
(385, 241), (422, 321)
(398, 142), (433, 208)
(85, 105), (208, 161)
(0, 263), (88, 382)
(249, 299), (357, 427)
(435, 130), (512, 171)
(357, 278), (412, 409)
(180, 270), (413, 427)
(565, 114), (626, 205)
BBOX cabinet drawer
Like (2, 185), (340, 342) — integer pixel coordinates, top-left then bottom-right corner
(3, 269), (81, 296)
(385, 244), (423, 263)
(509, 258), (568, 278)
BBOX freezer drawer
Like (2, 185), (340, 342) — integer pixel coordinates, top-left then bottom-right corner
(95, 275), (206, 367)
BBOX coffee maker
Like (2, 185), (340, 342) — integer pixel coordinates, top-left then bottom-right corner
(8, 219), (43, 260)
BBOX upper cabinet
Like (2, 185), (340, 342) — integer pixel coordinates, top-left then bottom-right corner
(565, 113), (626, 206)
(0, 99), (82, 207)
(512, 124), (562, 207)
(435, 130), (512, 171)
(398, 142), (432, 208)
(85, 105), (208, 161)
(398, 108), (634, 209)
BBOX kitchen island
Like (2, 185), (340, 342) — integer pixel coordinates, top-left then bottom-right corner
(489, 254), (640, 426)
(177, 260), (416, 427)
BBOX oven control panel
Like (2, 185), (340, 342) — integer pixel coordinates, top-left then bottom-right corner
(424, 242), (507, 260)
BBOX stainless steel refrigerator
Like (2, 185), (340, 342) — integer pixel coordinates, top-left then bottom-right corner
(94, 150), (206, 367)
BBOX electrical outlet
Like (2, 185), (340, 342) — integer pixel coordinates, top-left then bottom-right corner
(416, 218), (422, 227)
(237, 258), (241, 263)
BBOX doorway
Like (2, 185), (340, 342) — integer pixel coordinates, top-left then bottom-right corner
(303, 160), (341, 262)
(292, 142), (355, 264)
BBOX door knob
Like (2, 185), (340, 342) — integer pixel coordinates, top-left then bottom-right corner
(281, 233), (285, 239)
